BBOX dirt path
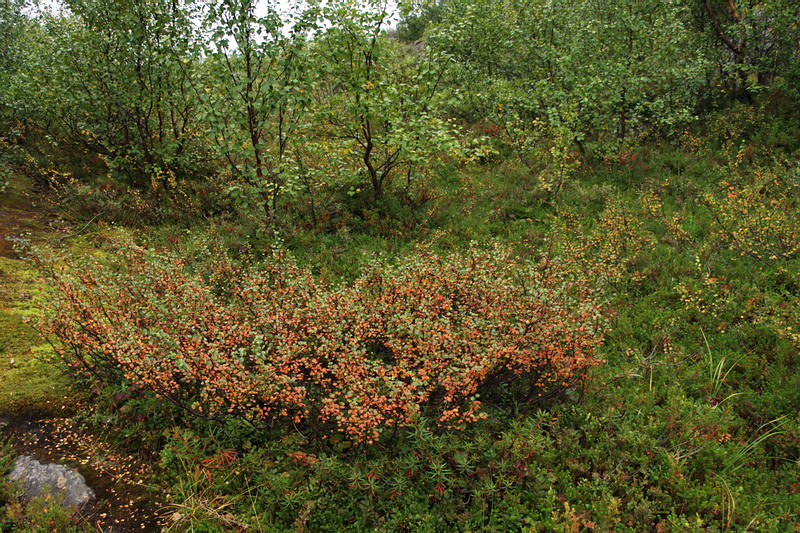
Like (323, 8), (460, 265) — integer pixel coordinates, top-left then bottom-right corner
(0, 172), (166, 532)
(0, 170), (44, 259)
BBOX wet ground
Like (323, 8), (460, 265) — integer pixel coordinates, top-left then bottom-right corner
(1, 171), (167, 531)
(0, 416), (167, 531)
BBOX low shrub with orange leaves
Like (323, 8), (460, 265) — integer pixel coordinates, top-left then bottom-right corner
(38, 243), (607, 444)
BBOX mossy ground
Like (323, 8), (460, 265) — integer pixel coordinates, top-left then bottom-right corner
(0, 171), (71, 417)
(0, 170), (167, 531)
(0, 257), (70, 417)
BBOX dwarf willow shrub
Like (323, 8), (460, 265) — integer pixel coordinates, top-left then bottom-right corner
(39, 244), (607, 443)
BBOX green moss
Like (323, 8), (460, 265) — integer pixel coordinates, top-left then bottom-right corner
(0, 310), (40, 357)
(0, 256), (72, 417)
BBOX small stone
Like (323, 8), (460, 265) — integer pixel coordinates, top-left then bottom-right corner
(9, 455), (95, 509)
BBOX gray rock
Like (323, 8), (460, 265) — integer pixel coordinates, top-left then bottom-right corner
(9, 455), (95, 509)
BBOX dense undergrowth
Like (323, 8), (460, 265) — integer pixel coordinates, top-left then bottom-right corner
(2, 0), (800, 529)
(141, 107), (799, 531)
(1, 101), (797, 531)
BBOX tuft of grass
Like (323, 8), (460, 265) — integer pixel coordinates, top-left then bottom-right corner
(700, 327), (743, 407)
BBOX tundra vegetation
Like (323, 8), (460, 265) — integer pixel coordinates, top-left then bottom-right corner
(1, 0), (800, 530)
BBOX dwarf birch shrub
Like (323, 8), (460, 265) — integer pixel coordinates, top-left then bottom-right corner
(39, 244), (607, 443)
(707, 170), (800, 262)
